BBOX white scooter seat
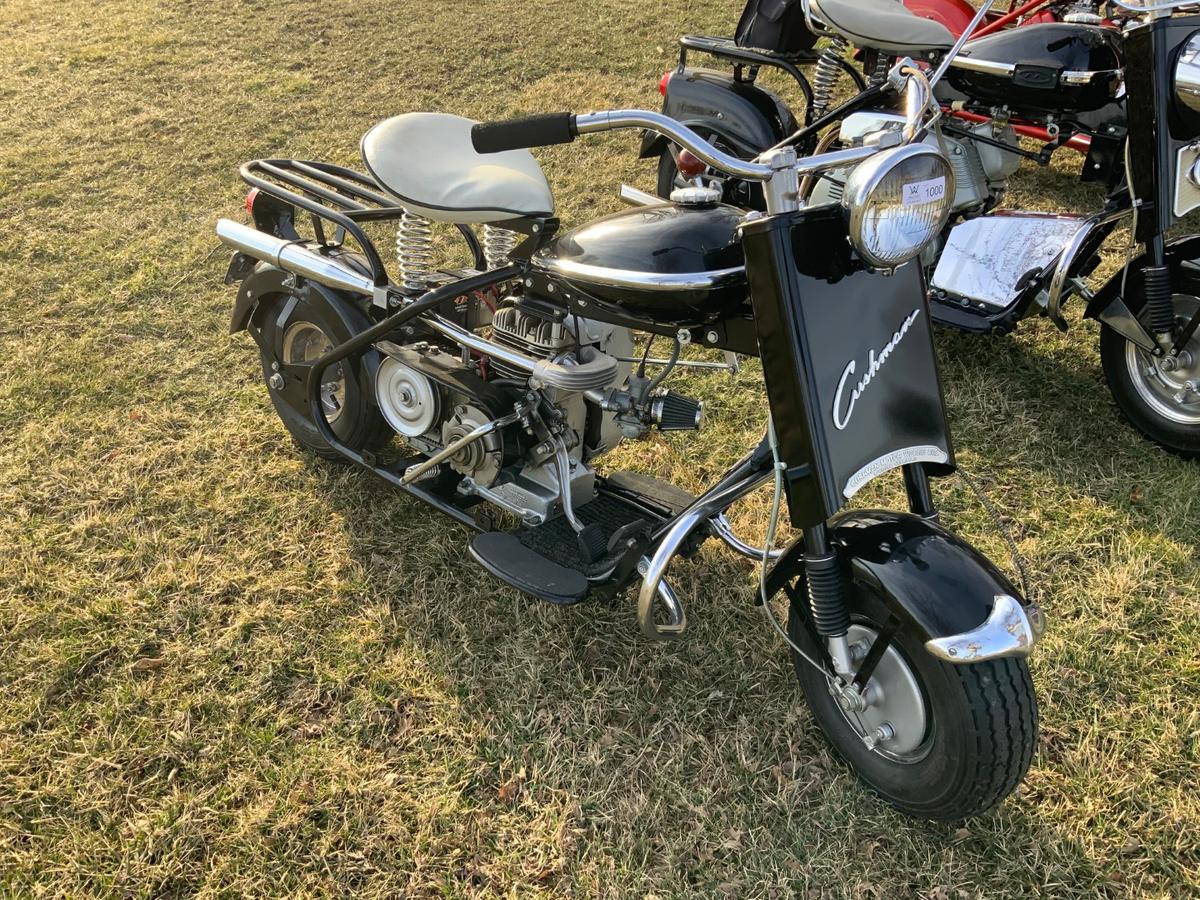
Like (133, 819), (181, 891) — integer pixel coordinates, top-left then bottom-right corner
(361, 113), (554, 224)
(810, 0), (954, 54)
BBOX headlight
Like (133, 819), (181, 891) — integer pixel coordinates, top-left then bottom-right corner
(842, 144), (954, 270)
(1175, 32), (1200, 116)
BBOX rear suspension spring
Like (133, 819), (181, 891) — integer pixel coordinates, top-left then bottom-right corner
(482, 225), (519, 271)
(396, 209), (435, 295)
(811, 35), (850, 120)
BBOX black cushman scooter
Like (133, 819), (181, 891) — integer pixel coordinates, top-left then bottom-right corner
(215, 61), (1043, 820)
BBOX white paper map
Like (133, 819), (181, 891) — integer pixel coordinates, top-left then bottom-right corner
(931, 213), (1087, 309)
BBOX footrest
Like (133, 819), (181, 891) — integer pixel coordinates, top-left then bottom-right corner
(469, 532), (589, 605)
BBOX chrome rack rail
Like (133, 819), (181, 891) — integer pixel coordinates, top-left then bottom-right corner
(238, 158), (485, 286)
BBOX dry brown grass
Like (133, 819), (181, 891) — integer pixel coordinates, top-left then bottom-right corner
(1, 0), (1198, 896)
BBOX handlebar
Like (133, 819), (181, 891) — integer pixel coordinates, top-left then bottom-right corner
(471, 112), (578, 153)
(469, 61), (938, 183)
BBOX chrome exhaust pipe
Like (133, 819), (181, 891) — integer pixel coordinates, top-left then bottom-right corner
(215, 218), (376, 296)
(218, 218), (619, 393)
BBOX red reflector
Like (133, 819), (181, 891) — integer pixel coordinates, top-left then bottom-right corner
(659, 71), (671, 96)
(677, 149), (706, 179)
(245, 187), (260, 216)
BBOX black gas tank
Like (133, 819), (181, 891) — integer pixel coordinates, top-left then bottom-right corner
(948, 23), (1123, 115)
(531, 202), (747, 325)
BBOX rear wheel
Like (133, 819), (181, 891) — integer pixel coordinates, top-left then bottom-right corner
(786, 583), (1037, 820)
(1100, 292), (1200, 458)
(255, 288), (391, 460)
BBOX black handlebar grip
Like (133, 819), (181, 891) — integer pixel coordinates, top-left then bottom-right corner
(471, 113), (578, 153)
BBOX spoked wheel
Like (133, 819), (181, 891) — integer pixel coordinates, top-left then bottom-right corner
(255, 289), (391, 460)
(787, 583), (1038, 821)
(1100, 293), (1200, 458)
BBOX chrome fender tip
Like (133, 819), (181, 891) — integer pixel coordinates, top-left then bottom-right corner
(925, 594), (1045, 664)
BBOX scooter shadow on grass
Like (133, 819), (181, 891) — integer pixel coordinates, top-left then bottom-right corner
(307, 466), (1112, 889)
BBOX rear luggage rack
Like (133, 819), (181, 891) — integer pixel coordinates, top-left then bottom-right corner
(239, 158), (484, 285)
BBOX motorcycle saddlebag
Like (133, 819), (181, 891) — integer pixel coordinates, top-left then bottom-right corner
(735, 0), (818, 56)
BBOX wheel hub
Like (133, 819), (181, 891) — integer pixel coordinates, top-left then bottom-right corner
(828, 624), (928, 761)
(281, 322), (346, 425)
(1126, 295), (1200, 425)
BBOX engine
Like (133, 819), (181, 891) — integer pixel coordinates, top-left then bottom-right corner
(372, 297), (675, 528)
(809, 111), (1020, 216)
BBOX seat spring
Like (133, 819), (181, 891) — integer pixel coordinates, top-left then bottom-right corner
(396, 210), (435, 294)
(811, 35), (850, 121)
(482, 225), (519, 272)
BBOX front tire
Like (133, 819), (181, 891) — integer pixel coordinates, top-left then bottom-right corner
(787, 583), (1037, 820)
(1099, 293), (1200, 458)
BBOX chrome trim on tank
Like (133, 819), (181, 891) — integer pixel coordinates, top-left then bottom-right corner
(533, 256), (746, 292)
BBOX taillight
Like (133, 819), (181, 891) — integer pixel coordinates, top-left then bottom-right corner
(245, 187), (260, 216)
(659, 71), (672, 96)
(677, 149), (706, 179)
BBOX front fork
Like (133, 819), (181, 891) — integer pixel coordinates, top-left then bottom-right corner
(808, 463), (936, 680)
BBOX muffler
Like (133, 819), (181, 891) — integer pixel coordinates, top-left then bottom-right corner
(216, 218), (376, 296)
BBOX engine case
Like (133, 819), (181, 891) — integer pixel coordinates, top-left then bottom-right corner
(809, 112), (1009, 215)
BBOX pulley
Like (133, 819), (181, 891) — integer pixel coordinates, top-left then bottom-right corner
(376, 357), (440, 437)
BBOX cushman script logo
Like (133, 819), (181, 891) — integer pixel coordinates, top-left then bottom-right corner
(832, 308), (923, 431)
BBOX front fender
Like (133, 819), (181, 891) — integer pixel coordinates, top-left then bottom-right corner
(768, 510), (1043, 659)
(1085, 233), (1200, 320)
(639, 68), (793, 160)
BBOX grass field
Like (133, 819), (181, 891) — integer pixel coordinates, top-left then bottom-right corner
(2, 0), (1199, 896)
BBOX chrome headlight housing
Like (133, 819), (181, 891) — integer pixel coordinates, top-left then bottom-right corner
(1177, 32), (1200, 116)
(842, 144), (954, 270)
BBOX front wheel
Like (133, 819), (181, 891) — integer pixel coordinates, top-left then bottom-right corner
(1100, 293), (1200, 458)
(787, 584), (1037, 820)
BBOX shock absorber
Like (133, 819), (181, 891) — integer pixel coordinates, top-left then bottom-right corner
(811, 35), (849, 120)
(868, 52), (891, 88)
(395, 209), (435, 295)
(1142, 263), (1176, 338)
(482, 225), (519, 271)
(804, 525), (852, 677)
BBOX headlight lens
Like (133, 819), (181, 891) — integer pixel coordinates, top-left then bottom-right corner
(1175, 32), (1200, 116)
(842, 145), (954, 270)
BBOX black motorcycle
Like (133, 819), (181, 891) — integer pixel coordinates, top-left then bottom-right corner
(646, 0), (1200, 458)
(215, 64), (1042, 820)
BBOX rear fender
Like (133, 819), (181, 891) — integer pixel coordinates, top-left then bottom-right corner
(901, 0), (980, 35)
(768, 510), (1043, 661)
(230, 262), (290, 336)
(638, 68), (793, 160)
(230, 249), (376, 336)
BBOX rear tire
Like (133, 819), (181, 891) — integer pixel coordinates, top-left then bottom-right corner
(787, 583), (1037, 820)
(255, 289), (391, 460)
